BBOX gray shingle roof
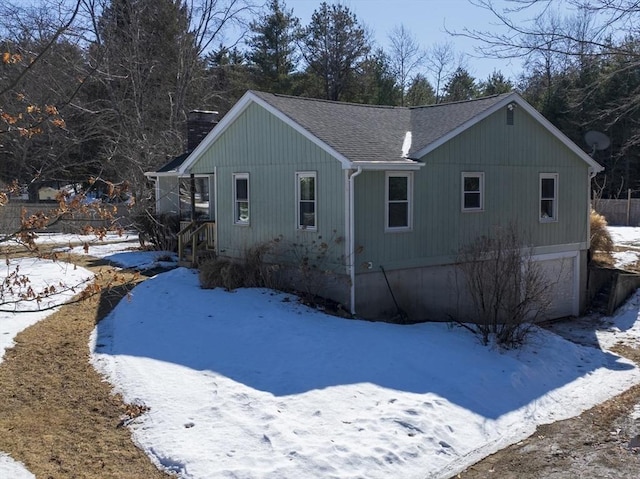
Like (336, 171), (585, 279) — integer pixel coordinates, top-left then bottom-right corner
(157, 152), (189, 173)
(251, 91), (513, 163)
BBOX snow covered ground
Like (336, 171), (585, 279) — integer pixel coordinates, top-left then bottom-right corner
(88, 226), (640, 479)
(609, 226), (640, 269)
(3, 227), (640, 478)
(0, 453), (34, 479)
(90, 268), (640, 479)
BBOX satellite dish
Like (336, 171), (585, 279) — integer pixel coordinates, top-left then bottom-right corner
(584, 130), (610, 155)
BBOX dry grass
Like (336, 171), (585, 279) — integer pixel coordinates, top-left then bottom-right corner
(591, 209), (614, 255)
(0, 254), (173, 478)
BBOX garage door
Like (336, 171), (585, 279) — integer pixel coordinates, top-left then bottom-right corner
(534, 253), (578, 320)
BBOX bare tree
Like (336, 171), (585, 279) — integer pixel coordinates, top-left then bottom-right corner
(0, 1), (144, 311)
(425, 41), (456, 103)
(0, 0), (84, 138)
(84, 0), (254, 204)
(462, 0), (631, 59)
(387, 24), (426, 106)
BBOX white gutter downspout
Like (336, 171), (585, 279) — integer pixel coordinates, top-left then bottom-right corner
(348, 167), (363, 315)
(587, 167), (598, 249)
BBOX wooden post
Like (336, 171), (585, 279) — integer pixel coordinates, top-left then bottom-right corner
(190, 174), (196, 221)
(627, 188), (631, 226)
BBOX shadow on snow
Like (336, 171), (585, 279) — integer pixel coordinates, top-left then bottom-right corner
(93, 268), (635, 420)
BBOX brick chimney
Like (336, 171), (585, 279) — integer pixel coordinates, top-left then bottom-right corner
(187, 110), (218, 152)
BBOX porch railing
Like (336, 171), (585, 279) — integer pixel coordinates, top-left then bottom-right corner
(178, 220), (216, 266)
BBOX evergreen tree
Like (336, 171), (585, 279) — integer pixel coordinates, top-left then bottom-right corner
(246, 0), (300, 94)
(479, 70), (513, 96)
(204, 45), (253, 115)
(300, 2), (371, 101)
(443, 67), (478, 102)
(355, 49), (401, 105)
(405, 74), (436, 106)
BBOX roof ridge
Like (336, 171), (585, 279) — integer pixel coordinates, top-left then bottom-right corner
(251, 90), (409, 110)
(251, 90), (514, 111)
(409, 92), (514, 110)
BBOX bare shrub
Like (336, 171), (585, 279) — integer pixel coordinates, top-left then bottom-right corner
(219, 261), (246, 290)
(590, 209), (613, 256)
(131, 212), (180, 251)
(199, 234), (351, 315)
(243, 242), (281, 289)
(278, 231), (346, 302)
(199, 241), (279, 291)
(457, 224), (553, 347)
(199, 258), (224, 289)
(199, 259), (243, 291)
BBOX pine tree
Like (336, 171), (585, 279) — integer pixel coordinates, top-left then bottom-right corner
(443, 67), (478, 102)
(405, 74), (436, 106)
(300, 2), (371, 101)
(355, 49), (401, 105)
(479, 70), (513, 96)
(246, 0), (300, 94)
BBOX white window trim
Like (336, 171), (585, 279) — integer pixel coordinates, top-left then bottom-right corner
(540, 172), (558, 223)
(385, 171), (413, 232)
(296, 171), (317, 231)
(233, 172), (250, 226)
(461, 172), (484, 212)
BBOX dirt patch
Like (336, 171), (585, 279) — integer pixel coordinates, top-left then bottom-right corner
(456, 336), (640, 479)
(0, 255), (172, 478)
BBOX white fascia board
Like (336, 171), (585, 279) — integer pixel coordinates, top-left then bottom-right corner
(413, 93), (604, 173)
(352, 160), (424, 171)
(178, 91), (352, 174)
(144, 171), (180, 178)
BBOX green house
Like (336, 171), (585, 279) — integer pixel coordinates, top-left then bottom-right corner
(146, 90), (603, 322)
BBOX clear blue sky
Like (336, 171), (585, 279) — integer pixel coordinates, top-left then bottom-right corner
(281, 0), (541, 83)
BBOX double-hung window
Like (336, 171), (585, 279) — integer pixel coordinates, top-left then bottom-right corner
(296, 172), (316, 230)
(540, 173), (558, 222)
(462, 172), (484, 212)
(233, 173), (249, 225)
(386, 172), (412, 231)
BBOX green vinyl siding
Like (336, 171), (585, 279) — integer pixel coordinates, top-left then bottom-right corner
(354, 106), (591, 270)
(190, 103), (346, 268)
